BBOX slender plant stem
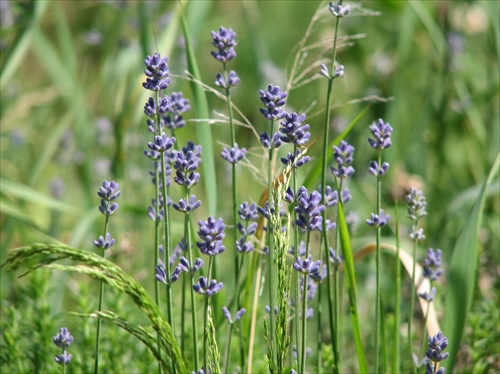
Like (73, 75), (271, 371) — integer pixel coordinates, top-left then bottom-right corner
(375, 151), (382, 373)
(392, 204), (401, 373)
(299, 231), (311, 374)
(94, 216), (110, 374)
(291, 145), (301, 371)
(203, 257), (214, 372)
(320, 10), (342, 374)
(185, 210), (199, 371)
(418, 286), (433, 361)
(408, 221), (420, 373)
(267, 120), (278, 370)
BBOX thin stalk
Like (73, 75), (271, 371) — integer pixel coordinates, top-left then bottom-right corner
(408, 222), (420, 373)
(267, 120), (278, 370)
(320, 9), (342, 374)
(154, 161), (162, 374)
(392, 204), (401, 373)
(299, 231), (311, 374)
(94, 216), (110, 374)
(185, 210), (199, 370)
(375, 150), (382, 373)
(292, 145), (301, 371)
(204, 257), (215, 372)
(418, 287), (433, 361)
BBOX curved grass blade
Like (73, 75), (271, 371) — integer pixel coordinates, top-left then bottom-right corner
(337, 203), (368, 372)
(444, 153), (499, 371)
(1, 243), (187, 373)
(180, 2), (217, 217)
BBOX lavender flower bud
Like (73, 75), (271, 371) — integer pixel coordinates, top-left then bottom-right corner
(281, 150), (310, 168)
(293, 255), (322, 275)
(221, 143), (247, 164)
(173, 195), (202, 213)
(147, 133), (176, 153)
(143, 52), (170, 91)
(279, 112), (310, 146)
(97, 180), (120, 216)
(333, 64), (345, 78)
(419, 287), (437, 302)
(406, 187), (427, 221)
(215, 71), (240, 89)
(366, 209), (390, 227)
(329, 2), (351, 17)
(331, 140), (355, 179)
(368, 118), (393, 150)
(295, 186), (325, 232)
(238, 202), (258, 221)
(211, 26), (237, 63)
(155, 264), (167, 283)
(55, 351), (73, 365)
(259, 84), (287, 120)
(193, 276), (223, 296)
(163, 92), (190, 130)
(197, 217), (226, 256)
(369, 160), (390, 177)
(93, 232), (115, 250)
(53, 328), (73, 349)
(426, 331), (449, 363)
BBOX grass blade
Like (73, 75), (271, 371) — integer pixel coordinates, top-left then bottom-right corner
(444, 152), (499, 371)
(337, 203), (368, 372)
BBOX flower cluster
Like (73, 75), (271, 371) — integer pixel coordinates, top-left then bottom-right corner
(366, 209), (390, 227)
(425, 331), (449, 374)
(422, 248), (443, 281)
(156, 256), (204, 284)
(173, 195), (202, 213)
(236, 202), (258, 253)
(329, 2), (351, 18)
(193, 276), (224, 296)
(173, 143), (202, 188)
(368, 118), (393, 150)
(279, 112), (310, 146)
(164, 92), (190, 130)
(259, 84), (287, 121)
(331, 140), (355, 179)
(295, 186), (324, 232)
(53, 327), (73, 365)
(293, 255), (322, 275)
(197, 217), (226, 256)
(221, 143), (247, 164)
(142, 52), (170, 92)
(222, 306), (246, 324)
(97, 180), (120, 216)
(406, 187), (428, 240)
(210, 26), (237, 63)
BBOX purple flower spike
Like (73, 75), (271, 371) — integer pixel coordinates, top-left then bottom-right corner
(295, 186), (325, 232)
(197, 216), (226, 256)
(170, 265), (183, 283)
(143, 52), (170, 91)
(193, 276), (224, 296)
(173, 147), (201, 188)
(53, 328), (73, 349)
(369, 160), (390, 177)
(215, 70), (240, 89)
(222, 307), (246, 323)
(173, 194), (202, 213)
(368, 118), (393, 150)
(147, 133), (176, 153)
(329, 2), (351, 17)
(238, 202), (258, 221)
(331, 140), (355, 179)
(419, 287), (437, 302)
(259, 84), (288, 120)
(281, 150), (310, 168)
(329, 248), (343, 265)
(259, 131), (282, 149)
(221, 143), (247, 164)
(293, 255), (322, 275)
(93, 232), (115, 250)
(163, 92), (190, 130)
(211, 26), (237, 63)
(55, 351), (73, 365)
(426, 331), (449, 363)
(425, 363), (445, 374)
(279, 112), (310, 146)
(406, 187), (427, 221)
(155, 264), (167, 283)
(144, 96), (170, 117)
(97, 180), (120, 216)
(366, 209), (390, 227)
(423, 248), (443, 281)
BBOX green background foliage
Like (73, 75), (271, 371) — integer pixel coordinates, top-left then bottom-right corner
(1, 1), (498, 372)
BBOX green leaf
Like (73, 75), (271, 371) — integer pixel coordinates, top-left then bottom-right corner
(180, 1), (217, 217)
(337, 203), (368, 373)
(444, 152), (499, 371)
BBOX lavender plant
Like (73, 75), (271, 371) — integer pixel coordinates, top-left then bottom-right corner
(53, 327), (73, 373)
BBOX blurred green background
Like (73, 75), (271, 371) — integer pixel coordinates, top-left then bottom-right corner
(1, 0), (498, 372)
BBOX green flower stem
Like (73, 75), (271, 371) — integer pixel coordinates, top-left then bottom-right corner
(267, 120), (278, 370)
(299, 231), (311, 374)
(292, 155), (301, 371)
(94, 215), (110, 374)
(154, 159), (162, 374)
(320, 8), (343, 371)
(375, 150), (382, 373)
(204, 257), (215, 372)
(392, 206), (401, 373)
(408, 221), (420, 373)
(418, 284), (433, 362)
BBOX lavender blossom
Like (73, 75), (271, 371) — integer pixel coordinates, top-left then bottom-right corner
(329, 248), (343, 265)
(368, 118), (393, 150)
(193, 276), (224, 296)
(331, 140), (355, 179)
(93, 233), (115, 250)
(281, 150), (310, 168)
(215, 71), (240, 89)
(173, 147), (201, 188)
(144, 96), (170, 117)
(173, 195), (202, 213)
(53, 327), (73, 365)
(366, 209), (390, 227)
(406, 187), (427, 221)
(55, 351), (73, 365)
(329, 2), (351, 17)
(259, 84), (287, 120)
(419, 286), (437, 302)
(293, 255), (322, 275)
(279, 112), (310, 146)
(163, 92), (190, 130)
(238, 202), (258, 221)
(97, 180), (120, 216)
(259, 131), (282, 149)
(143, 52), (170, 91)
(222, 306), (246, 323)
(369, 160), (390, 177)
(423, 248), (444, 281)
(426, 331), (449, 363)
(289, 241), (307, 257)
(211, 26), (237, 63)
(295, 186), (324, 232)
(147, 133), (176, 153)
(221, 143), (247, 164)
(197, 217), (226, 256)
(155, 263), (167, 283)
